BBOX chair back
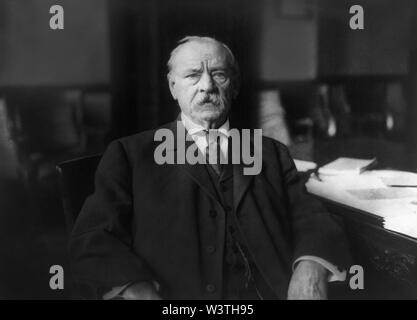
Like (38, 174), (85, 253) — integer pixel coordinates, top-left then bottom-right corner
(56, 154), (102, 233)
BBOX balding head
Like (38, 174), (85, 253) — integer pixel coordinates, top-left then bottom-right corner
(167, 36), (239, 83)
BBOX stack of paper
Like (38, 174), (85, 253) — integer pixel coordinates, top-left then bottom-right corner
(294, 159), (317, 172)
(318, 157), (376, 176)
(384, 214), (417, 238)
(375, 170), (417, 187)
(306, 164), (417, 239)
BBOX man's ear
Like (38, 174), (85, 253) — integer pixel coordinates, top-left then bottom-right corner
(167, 73), (177, 100)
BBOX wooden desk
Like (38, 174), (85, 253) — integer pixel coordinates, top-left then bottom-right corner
(319, 197), (417, 299)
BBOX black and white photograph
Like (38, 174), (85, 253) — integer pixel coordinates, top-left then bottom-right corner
(0, 0), (417, 305)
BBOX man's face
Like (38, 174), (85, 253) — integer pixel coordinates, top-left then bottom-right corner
(168, 41), (236, 127)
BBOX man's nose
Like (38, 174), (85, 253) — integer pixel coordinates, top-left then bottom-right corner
(198, 72), (216, 93)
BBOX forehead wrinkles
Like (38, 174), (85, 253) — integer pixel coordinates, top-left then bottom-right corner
(189, 57), (227, 71)
(171, 43), (229, 72)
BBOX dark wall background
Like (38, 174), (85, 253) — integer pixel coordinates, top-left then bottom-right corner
(0, 0), (110, 86)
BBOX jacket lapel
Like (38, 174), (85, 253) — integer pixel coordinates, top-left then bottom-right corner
(232, 131), (256, 211)
(166, 120), (220, 205)
(233, 163), (254, 211)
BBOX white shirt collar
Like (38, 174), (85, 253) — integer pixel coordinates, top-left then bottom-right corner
(180, 112), (230, 137)
(180, 112), (230, 158)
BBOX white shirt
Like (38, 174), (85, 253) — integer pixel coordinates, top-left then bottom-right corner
(181, 112), (229, 162)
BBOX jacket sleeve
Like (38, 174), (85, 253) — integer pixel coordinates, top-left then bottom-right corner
(275, 142), (352, 271)
(69, 140), (155, 297)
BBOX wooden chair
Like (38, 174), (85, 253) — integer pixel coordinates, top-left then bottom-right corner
(56, 154), (102, 233)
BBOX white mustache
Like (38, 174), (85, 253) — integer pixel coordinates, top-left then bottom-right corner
(196, 94), (221, 106)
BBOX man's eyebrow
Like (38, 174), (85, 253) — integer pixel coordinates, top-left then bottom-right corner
(183, 67), (202, 73)
(211, 67), (228, 72)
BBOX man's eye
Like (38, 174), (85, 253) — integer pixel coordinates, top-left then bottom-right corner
(186, 73), (199, 79)
(212, 73), (227, 82)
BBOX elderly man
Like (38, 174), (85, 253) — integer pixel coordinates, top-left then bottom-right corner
(69, 36), (351, 300)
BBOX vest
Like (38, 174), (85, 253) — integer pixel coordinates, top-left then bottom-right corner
(204, 162), (277, 300)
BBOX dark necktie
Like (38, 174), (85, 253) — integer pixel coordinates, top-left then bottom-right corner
(204, 129), (223, 176)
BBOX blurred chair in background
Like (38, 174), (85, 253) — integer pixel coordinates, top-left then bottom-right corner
(326, 84), (352, 138)
(343, 80), (406, 138)
(56, 154), (102, 299)
(257, 84), (337, 161)
(281, 84), (337, 141)
(56, 154), (102, 234)
(256, 81), (408, 167)
(0, 98), (19, 181)
(5, 90), (85, 189)
(314, 81), (409, 169)
(4, 90), (111, 190)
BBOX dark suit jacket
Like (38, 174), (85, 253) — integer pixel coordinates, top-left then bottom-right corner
(69, 120), (351, 299)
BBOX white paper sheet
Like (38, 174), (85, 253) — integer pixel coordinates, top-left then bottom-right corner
(318, 157), (376, 176)
(384, 214), (417, 238)
(294, 159), (317, 172)
(306, 174), (417, 219)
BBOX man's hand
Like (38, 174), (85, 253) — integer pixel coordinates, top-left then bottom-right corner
(287, 260), (329, 300)
(121, 281), (162, 300)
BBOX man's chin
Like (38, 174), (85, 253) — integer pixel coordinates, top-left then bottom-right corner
(188, 104), (229, 125)
(198, 110), (224, 122)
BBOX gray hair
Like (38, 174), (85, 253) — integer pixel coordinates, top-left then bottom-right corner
(167, 36), (240, 82)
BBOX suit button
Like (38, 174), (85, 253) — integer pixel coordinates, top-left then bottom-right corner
(206, 284), (216, 293)
(209, 210), (217, 218)
(206, 245), (216, 254)
(225, 205), (232, 212)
